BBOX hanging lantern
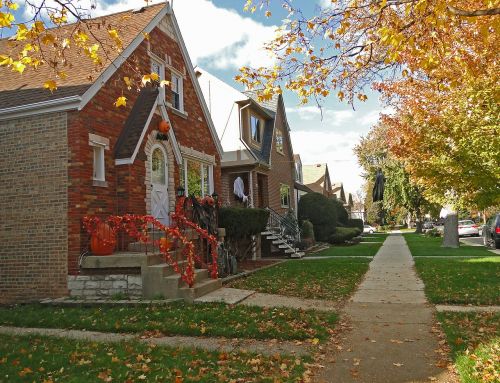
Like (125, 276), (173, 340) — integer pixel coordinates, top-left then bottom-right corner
(158, 120), (170, 134)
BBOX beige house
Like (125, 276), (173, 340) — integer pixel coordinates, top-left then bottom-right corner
(303, 164), (332, 197)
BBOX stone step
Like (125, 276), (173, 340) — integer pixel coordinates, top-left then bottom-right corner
(261, 231), (274, 236)
(278, 244), (290, 249)
(273, 239), (285, 245)
(178, 278), (222, 302)
(284, 248), (295, 254)
(81, 252), (163, 269)
(290, 252), (305, 258)
(164, 268), (209, 288)
(146, 260), (188, 278)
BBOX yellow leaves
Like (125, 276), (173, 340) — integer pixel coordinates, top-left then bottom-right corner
(357, 93), (368, 101)
(311, 338), (320, 345)
(84, 44), (101, 64)
(0, 11), (15, 27)
(33, 21), (45, 33)
(160, 80), (170, 88)
(338, 91), (345, 101)
(114, 96), (127, 108)
(43, 80), (58, 92)
(142, 32), (150, 40)
(108, 29), (122, 49)
(123, 76), (132, 89)
(74, 30), (89, 44)
(0, 54), (13, 66)
(142, 72), (160, 85)
(265, 10), (272, 18)
(15, 24), (28, 40)
(11, 60), (26, 74)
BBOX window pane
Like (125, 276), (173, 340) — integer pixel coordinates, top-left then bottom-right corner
(280, 184), (289, 207)
(276, 129), (283, 153)
(151, 148), (166, 185)
(187, 160), (202, 197)
(203, 164), (210, 196)
(93, 146), (105, 181)
(251, 116), (261, 143)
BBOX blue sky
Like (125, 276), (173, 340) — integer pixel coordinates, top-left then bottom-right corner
(10, 0), (382, 194)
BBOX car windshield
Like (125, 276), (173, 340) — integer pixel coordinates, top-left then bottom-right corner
(459, 220), (474, 226)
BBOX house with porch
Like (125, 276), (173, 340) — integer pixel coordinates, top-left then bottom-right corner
(0, 2), (223, 303)
(293, 154), (313, 212)
(196, 69), (302, 257)
(303, 163), (333, 198)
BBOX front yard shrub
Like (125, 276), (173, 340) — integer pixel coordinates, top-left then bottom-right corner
(219, 207), (269, 238)
(300, 219), (315, 248)
(348, 218), (364, 232)
(425, 228), (441, 237)
(331, 198), (349, 225)
(298, 192), (337, 241)
(328, 227), (360, 244)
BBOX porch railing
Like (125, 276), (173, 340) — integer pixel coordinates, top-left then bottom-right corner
(266, 207), (301, 243)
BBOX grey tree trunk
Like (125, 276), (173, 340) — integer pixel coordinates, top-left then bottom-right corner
(442, 213), (459, 248)
(415, 221), (423, 234)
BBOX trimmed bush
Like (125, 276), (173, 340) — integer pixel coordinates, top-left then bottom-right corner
(218, 207), (269, 239)
(328, 227), (360, 245)
(331, 198), (349, 225)
(298, 193), (337, 241)
(347, 218), (364, 232)
(301, 220), (315, 240)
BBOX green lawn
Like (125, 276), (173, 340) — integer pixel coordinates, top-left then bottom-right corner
(0, 334), (311, 382)
(229, 258), (371, 301)
(404, 233), (494, 257)
(414, 257), (500, 305)
(0, 302), (337, 342)
(438, 312), (499, 383)
(312, 242), (382, 257)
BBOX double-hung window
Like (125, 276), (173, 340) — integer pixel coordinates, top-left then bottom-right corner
(280, 184), (290, 208)
(276, 128), (284, 154)
(171, 73), (183, 112)
(89, 133), (109, 186)
(151, 59), (165, 102)
(250, 115), (261, 144)
(179, 158), (213, 197)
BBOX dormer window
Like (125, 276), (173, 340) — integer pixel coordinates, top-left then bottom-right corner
(250, 114), (262, 144)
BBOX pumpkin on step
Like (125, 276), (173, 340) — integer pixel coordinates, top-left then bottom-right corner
(90, 222), (116, 255)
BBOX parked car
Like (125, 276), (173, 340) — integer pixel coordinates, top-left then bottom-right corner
(363, 224), (376, 234)
(483, 213), (500, 249)
(458, 220), (480, 237)
(422, 222), (434, 232)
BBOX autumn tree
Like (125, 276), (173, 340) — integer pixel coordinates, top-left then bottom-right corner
(0, 0), (167, 105)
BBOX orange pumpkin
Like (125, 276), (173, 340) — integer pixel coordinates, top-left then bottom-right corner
(159, 237), (172, 251)
(90, 222), (116, 255)
(158, 120), (170, 134)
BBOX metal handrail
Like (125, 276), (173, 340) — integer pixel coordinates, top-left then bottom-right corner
(265, 207), (300, 242)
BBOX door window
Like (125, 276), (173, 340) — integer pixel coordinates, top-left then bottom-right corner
(152, 148), (166, 185)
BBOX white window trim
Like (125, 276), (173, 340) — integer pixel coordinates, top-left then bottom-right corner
(170, 72), (184, 113)
(280, 184), (290, 208)
(151, 57), (166, 104)
(89, 133), (109, 185)
(181, 156), (214, 197)
(276, 128), (284, 155)
(92, 145), (106, 182)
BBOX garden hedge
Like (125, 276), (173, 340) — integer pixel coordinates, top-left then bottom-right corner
(331, 198), (349, 225)
(328, 227), (361, 245)
(298, 193), (337, 241)
(218, 207), (269, 239)
(347, 218), (364, 232)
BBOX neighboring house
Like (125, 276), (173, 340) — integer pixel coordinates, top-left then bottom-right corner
(196, 69), (296, 217)
(332, 182), (346, 203)
(0, 3), (222, 303)
(293, 154), (313, 213)
(303, 164), (333, 197)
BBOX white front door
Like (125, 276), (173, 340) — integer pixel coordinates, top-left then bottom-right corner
(151, 145), (169, 225)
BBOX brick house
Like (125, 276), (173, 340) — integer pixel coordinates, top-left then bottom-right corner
(293, 154), (313, 212)
(0, 3), (222, 303)
(303, 163), (333, 197)
(196, 69), (296, 217)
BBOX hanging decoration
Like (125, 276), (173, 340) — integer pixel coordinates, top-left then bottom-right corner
(156, 119), (170, 141)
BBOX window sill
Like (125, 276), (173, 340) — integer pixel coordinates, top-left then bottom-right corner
(167, 104), (188, 119)
(93, 180), (108, 188)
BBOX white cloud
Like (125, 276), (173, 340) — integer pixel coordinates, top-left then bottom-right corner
(290, 130), (364, 194)
(287, 106), (356, 128)
(92, 0), (277, 70)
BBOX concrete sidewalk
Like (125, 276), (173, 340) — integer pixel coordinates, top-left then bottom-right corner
(318, 234), (457, 383)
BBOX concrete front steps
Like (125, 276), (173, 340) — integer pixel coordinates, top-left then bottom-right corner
(261, 230), (304, 258)
(80, 251), (221, 302)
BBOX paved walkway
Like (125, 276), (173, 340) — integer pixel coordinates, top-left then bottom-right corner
(0, 325), (311, 356)
(318, 234), (457, 383)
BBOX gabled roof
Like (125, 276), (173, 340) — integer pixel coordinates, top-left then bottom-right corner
(243, 90), (279, 114)
(114, 86), (159, 159)
(0, 3), (166, 109)
(303, 164), (330, 194)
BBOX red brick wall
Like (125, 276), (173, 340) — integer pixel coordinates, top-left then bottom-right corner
(67, 24), (221, 274)
(267, 103), (295, 216)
